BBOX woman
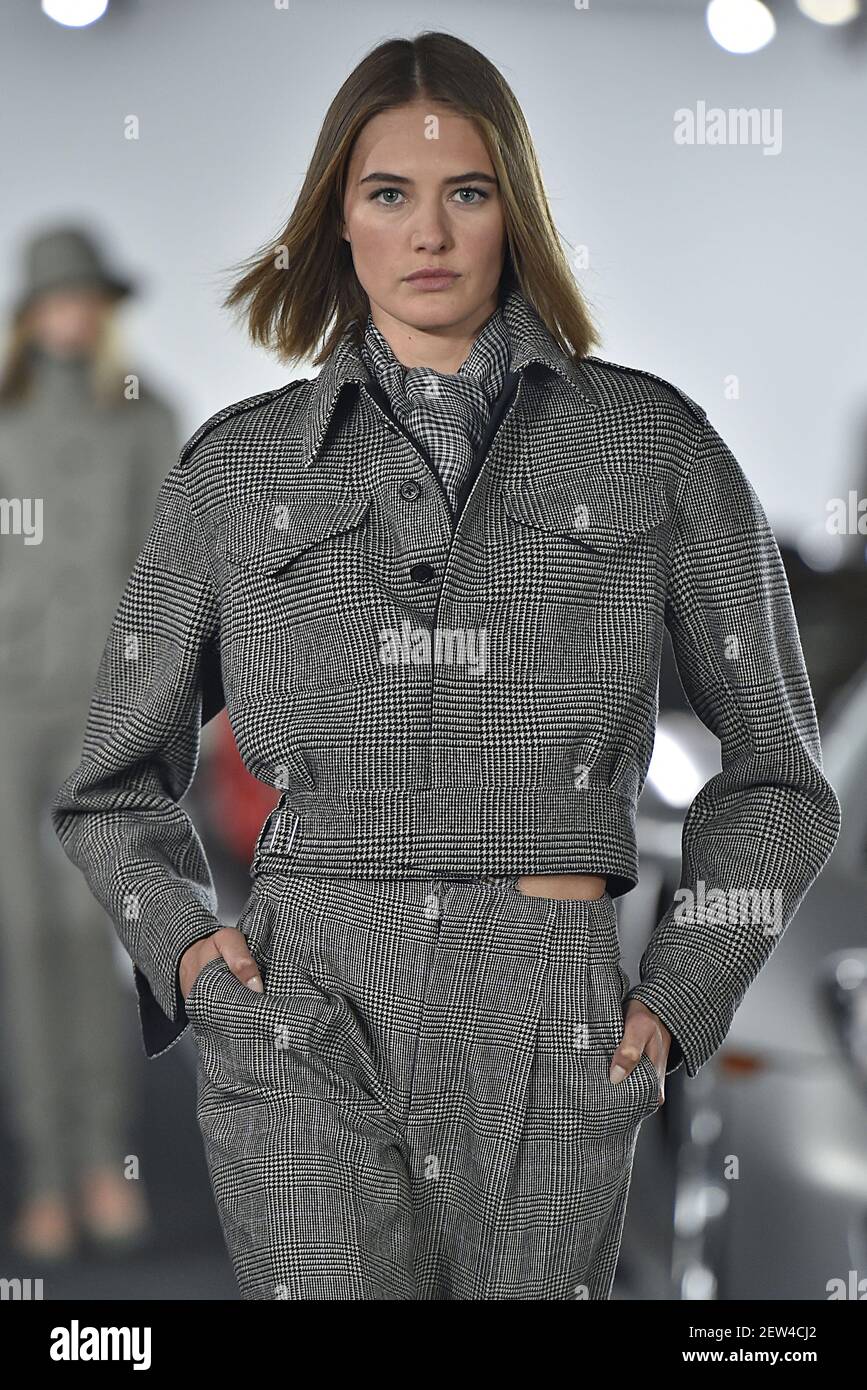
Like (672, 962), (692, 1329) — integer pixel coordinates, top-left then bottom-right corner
(50, 33), (841, 1299)
(0, 224), (179, 1258)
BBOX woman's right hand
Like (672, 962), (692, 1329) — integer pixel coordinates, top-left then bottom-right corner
(180, 926), (264, 1003)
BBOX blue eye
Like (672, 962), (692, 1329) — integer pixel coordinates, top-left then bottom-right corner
(453, 187), (489, 204)
(369, 186), (490, 206)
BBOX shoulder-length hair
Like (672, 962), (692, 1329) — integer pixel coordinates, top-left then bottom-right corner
(0, 298), (129, 407)
(220, 30), (602, 368)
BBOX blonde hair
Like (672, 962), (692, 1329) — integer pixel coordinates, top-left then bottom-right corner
(0, 296), (129, 407)
(220, 30), (602, 368)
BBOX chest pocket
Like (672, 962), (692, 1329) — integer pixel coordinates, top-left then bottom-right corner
(215, 495), (373, 573)
(501, 470), (669, 552)
(216, 494), (382, 704)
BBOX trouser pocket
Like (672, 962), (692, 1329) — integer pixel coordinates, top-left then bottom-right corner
(536, 893), (661, 1127)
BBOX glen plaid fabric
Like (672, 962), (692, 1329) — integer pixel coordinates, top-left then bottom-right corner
(49, 286), (842, 1080)
(186, 872), (659, 1300)
(359, 302), (511, 510)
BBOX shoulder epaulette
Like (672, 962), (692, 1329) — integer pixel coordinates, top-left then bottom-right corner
(585, 356), (707, 425)
(177, 378), (309, 469)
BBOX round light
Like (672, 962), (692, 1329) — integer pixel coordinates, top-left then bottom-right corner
(42, 0), (109, 28)
(796, 522), (850, 573)
(706, 0), (777, 54)
(836, 956), (867, 990)
(796, 0), (861, 23)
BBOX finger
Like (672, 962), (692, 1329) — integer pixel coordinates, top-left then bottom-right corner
(608, 1038), (649, 1084)
(612, 1043), (667, 1107)
(221, 946), (264, 993)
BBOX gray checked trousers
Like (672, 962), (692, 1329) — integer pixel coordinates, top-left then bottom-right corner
(184, 871), (662, 1300)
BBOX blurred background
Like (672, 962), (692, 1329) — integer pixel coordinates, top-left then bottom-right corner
(0, 0), (864, 1301)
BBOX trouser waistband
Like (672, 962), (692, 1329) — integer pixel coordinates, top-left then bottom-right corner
(439, 873), (519, 884)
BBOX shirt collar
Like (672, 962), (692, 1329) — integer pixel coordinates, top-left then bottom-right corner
(301, 286), (600, 468)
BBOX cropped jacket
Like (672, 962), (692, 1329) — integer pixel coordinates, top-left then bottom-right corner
(50, 289), (842, 1077)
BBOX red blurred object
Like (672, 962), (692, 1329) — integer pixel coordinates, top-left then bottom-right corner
(207, 710), (280, 865)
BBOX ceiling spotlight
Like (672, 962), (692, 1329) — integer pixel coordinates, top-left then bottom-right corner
(42, 0), (109, 28)
(796, 0), (861, 22)
(706, 0), (777, 53)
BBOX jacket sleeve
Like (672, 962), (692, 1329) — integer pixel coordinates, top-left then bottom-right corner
(624, 415), (842, 1078)
(50, 455), (225, 1059)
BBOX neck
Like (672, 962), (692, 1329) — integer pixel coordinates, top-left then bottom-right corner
(367, 298), (500, 373)
(25, 344), (95, 406)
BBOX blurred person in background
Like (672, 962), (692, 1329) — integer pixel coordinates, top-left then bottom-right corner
(0, 224), (180, 1259)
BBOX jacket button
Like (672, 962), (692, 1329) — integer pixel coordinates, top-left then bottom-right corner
(409, 562), (436, 583)
(399, 480), (421, 500)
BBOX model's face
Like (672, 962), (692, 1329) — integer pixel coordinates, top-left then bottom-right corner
(26, 288), (111, 357)
(341, 100), (507, 339)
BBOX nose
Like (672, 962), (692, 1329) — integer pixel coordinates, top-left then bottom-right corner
(410, 198), (453, 251)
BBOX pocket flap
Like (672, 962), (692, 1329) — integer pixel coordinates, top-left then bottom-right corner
(502, 471), (669, 552)
(216, 496), (372, 573)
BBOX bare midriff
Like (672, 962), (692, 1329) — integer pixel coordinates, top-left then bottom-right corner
(515, 873), (608, 900)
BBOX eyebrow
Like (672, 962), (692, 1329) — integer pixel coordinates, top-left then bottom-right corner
(359, 171), (499, 187)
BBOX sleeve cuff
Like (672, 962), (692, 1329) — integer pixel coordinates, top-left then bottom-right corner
(132, 922), (219, 1059)
(623, 967), (732, 1078)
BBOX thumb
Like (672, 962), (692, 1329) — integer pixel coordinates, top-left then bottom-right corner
(609, 1035), (646, 1085)
(218, 932), (264, 993)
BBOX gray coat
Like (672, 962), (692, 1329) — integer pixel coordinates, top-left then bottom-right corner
(49, 289), (842, 1079)
(0, 351), (180, 724)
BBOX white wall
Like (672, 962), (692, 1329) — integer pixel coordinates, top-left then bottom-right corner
(1, 0), (864, 540)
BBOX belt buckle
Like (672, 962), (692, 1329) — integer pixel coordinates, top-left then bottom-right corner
(251, 806), (278, 873)
(251, 805), (300, 873)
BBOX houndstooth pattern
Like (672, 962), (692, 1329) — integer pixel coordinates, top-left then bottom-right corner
(49, 286), (842, 1083)
(185, 872), (660, 1300)
(359, 303), (511, 511)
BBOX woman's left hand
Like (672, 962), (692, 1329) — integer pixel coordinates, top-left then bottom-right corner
(609, 999), (671, 1106)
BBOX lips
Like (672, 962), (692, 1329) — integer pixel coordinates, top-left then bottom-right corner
(406, 270), (458, 281)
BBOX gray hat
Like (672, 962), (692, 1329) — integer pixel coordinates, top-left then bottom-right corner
(14, 224), (137, 316)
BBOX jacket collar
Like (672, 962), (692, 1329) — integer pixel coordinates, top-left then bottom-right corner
(301, 286), (599, 468)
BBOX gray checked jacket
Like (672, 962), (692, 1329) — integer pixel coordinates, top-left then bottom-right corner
(50, 288), (842, 1078)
